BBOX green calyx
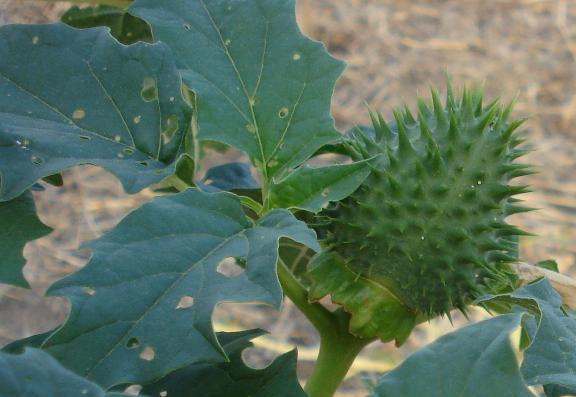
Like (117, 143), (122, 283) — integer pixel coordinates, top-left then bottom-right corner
(309, 85), (534, 341)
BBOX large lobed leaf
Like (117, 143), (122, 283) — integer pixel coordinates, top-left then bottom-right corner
(0, 348), (130, 397)
(370, 313), (533, 397)
(130, 0), (345, 180)
(371, 279), (576, 397)
(0, 23), (191, 201)
(0, 191), (51, 287)
(43, 189), (319, 388)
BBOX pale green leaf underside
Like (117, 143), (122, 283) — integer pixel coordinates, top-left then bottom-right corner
(130, 0), (344, 178)
(370, 313), (533, 397)
(0, 23), (191, 201)
(44, 189), (318, 388)
(269, 160), (373, 213)
(0, 348), (129, 397)
(142, 330), (307, 397)
(0, 191), (51, 287)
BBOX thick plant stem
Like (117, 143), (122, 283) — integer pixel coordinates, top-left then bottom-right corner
(277, 259), (373, 397)
(304, 329), (373, 397)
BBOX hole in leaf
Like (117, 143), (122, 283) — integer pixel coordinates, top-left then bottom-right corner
(114, 135), (122, 142)
(139, 346), (155, 361)
(126, 337), (140, 349)
(122, 147), (135, 155)
(30, 155), (43, 165)
(151, 169), (166, 174)
(292, 53), (301, 61)
(82, 287), (96, 296)
(32, 36), (39, 45)
(216, 257), (244, 278)
(124, 385), (142, 396)
(79, 135), (91, 140)
(321, 188), (330, 197)
(159, 391), (168, 397)
(224, 39), (231, 46)
(245, 123), (256, 134)
(183, 23), (191, 30)
(139, 161), (149, 166)
(241, 347), (274, 370)
(278, 107), (289, 118)
(176, 295), (194, 309)
(72, 109), (86, 120)
(133, 115), (142, 124)
(162, 114), (179, 144)
(141, 77), (158, 102)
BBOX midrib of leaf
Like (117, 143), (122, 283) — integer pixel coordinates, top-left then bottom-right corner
(84, 59), (137, 148)
(455, 327), (513, 397)
(81, 228), (244, 378)
(267, 81), (307, 165)
(198, 0), (269, 182)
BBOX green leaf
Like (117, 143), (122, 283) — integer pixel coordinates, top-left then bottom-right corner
(44, 189), (318, 388)
(141, 330), (306, 397)
(487, 279), (576, 389)
(130, 0), (344, 179)
(0, 348), (130, 397)
(1, 329), (55, 354)
(370, 313), (533, 397)
(62, 5), (152, 45)
(269, 160), (373, 213)
(0, 23), (192, 201)
(0, 191), (51, 287)
(198, 162), (259, 192)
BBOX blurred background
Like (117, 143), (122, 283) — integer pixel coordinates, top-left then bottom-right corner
(1, 0), (575, 395)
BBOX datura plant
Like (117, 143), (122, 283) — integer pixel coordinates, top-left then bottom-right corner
(0, 1), (575, 397)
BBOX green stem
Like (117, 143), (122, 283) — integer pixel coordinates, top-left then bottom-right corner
(167, 175), (190, 192)
(304, 330), (373, 397)
(277, 259), (335, 333)
(277, 259), (374, 397)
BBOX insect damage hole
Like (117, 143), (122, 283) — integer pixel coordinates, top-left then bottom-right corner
(278, 107), (289, 118)
(32, 36), (39, 45)
(292, 53), (301, 61)
(176, 295), (194, 309)
(162, 114), (179, 144)
(159, 391), (168, 397)
(216, 257), (244, 277)
(72, 109), (86, 120)
(126, 337), (140, 349)
(82, 287), (96, 296)
(141, 77), (158, 102)
(139, 346), (155, 361)
(124, 385), (142, 396)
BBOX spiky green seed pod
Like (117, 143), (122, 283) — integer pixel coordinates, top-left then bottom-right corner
(308, 85), (534, 343)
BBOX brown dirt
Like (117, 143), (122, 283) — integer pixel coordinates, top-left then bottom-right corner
(1, 1), (575, 396)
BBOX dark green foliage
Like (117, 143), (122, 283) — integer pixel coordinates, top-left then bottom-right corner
(315, 86), (533, 319)
(0, 348), (129, 397)
(141, 330), (306, 397)
(0, 191), (51, 287)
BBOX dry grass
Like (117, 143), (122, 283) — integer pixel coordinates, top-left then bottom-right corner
(1, 0), (575, 395)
